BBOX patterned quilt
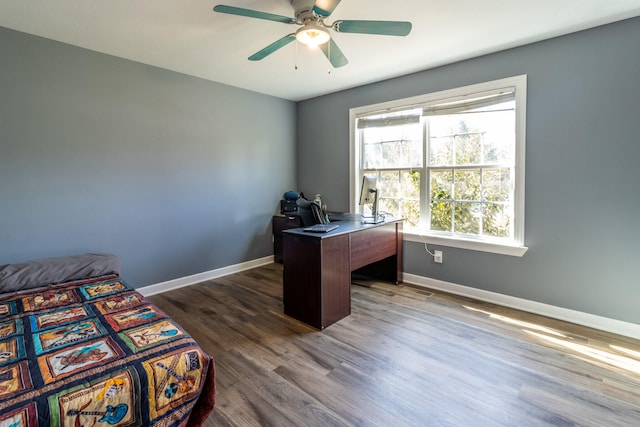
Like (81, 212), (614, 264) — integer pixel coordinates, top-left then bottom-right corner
(0, 275), (215, 426)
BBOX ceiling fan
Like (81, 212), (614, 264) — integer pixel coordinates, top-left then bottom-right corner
(213, 0), (412, 68)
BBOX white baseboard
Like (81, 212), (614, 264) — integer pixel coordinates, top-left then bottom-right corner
(138, 259), (639, 340)
(403, 273), (640, 340)
(138, 256), (274, 297)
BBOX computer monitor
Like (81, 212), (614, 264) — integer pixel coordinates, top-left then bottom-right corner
(359, 175), (383, 224)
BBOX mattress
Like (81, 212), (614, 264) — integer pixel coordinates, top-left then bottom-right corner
(0, 274), (215, 426)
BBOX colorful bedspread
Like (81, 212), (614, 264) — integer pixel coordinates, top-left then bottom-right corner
(0, 275), (215, 426)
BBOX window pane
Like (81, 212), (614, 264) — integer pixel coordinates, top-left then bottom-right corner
(429, 135), (453, 166)
(378, 170), (421, 226)
(378, 170), (400, 196)
(382, 139), (421, 168)
(429, 116), (454, 137)
(362, 140), (382, 169)
(402, 170), (420, 199)
(429, 104), (515, 167)
(431, 118), (482, 166)
(430, 201), (451, 231)
(378, 170), (420, 199)
(454, 169), (481, 201)
(381, 197), (398, 217)
(483, 168), (511, 202)
(454, 202), (481, 235)
(380, 197), (421, 227)
(362, 123), (422, 169)
(427, 102), (516, 239)
(430, 170), (452, 231)
(483, 203), (510, 238)
(430, 170), (452, 200)
(454, 129), (481, 165)
(477, 108), (515, 164)
(400, 199), (420, 228)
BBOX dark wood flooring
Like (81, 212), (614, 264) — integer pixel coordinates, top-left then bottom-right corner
(148, 263), (640, 427)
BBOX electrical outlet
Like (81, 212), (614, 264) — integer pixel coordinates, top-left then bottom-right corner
(434, 250), (443, 264)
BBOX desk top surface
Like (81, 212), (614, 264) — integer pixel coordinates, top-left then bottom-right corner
(282, 213), (403, 239)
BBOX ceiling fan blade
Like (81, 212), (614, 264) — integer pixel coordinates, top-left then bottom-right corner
(213, 5), (296, 24)
(319, 39), (348, 68)
(248, 34), (296, 61)
(312, 0), (342, 18)
(333, 20), (412, 36)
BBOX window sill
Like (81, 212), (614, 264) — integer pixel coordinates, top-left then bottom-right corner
(404, 229), (528, 257)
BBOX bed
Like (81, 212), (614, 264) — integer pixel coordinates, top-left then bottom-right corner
(0, 254), (215, 426)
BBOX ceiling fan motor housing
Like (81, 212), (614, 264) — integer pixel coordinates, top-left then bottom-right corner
(291, 0), (319, 22)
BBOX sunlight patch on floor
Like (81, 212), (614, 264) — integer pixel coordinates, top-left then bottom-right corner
(463, 305), (567, 337)
(463, 304), (640, 375)
(609, 345), (640, 360)
(526, 331), (640, 375)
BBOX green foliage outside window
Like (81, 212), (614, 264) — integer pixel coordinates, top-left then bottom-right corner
(427, 117), (513, 238)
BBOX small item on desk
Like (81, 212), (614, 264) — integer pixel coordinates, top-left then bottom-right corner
(284, 191), (301, 200)
(322, 204), (330, 223)
(313, 194), (329, 224)
(281, 191), (301, 214)
(304, 224), (339, 233)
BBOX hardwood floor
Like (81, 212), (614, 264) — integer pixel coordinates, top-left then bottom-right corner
(148, 263), (640, 427)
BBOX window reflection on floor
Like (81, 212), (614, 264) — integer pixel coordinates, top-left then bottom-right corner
(464, 305), (640, 375)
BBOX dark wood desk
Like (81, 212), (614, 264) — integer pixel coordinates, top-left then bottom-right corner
(282, 215), (403, 329)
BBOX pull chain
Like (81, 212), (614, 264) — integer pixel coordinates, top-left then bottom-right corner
(327, 39), (331, 74)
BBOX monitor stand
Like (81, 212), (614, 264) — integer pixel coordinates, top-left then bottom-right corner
(362, 215), (384, 224)
(362, 189), (384, 224)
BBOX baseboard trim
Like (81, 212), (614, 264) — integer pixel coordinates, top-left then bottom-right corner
(138, 256), (274, 297)
(403, 273), (640, 340)
(138, 260), (639, 340)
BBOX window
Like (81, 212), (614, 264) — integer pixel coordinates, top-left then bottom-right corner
(350, 76), (527, 256)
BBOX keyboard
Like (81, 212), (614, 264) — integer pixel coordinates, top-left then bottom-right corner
(304, 224), (339, 233)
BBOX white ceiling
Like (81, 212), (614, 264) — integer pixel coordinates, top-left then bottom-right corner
(1, 0), (639, 101)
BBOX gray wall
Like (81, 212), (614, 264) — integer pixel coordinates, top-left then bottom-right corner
(297, 17), (640, 324)
(0, 27), (296, 286)
(2, 18), (638, 325)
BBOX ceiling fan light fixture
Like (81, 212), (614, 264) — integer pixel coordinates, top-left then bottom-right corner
(295, 24), (330, 48)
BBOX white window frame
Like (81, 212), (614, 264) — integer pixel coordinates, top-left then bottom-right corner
(349, 75), (528, 256)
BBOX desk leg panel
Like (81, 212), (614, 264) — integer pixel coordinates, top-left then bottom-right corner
(283, 234), (350, 329)
(320, 236), (351, 328)
(283, 236), (323, 328)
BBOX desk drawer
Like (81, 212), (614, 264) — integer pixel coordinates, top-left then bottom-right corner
(350, 223), (398, 271)
(273, 215), (302, 263)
